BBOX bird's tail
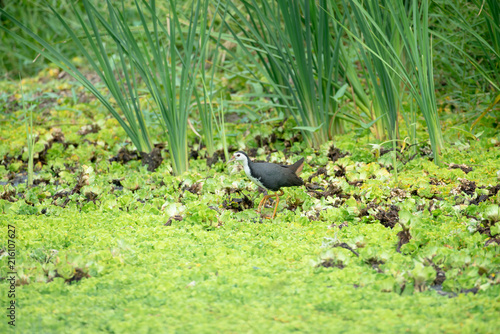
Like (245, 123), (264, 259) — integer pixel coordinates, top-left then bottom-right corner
(289, 158), (304, 175)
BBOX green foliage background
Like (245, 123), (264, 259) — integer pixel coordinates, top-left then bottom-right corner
(0, 0), (499, 332)
(0, 72), (499, 331)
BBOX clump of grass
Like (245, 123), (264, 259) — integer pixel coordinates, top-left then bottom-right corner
(336, 0), (444, 164)
(223, 0), (346, 148)
(1, 0), (220, 175)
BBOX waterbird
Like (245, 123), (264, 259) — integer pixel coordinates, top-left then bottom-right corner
(228, 151), (304, 219)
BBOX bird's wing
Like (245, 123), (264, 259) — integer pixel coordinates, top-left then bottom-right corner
(251, 162), (303, 190)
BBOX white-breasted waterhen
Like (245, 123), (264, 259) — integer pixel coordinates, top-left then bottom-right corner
(228, 151), (305, 219)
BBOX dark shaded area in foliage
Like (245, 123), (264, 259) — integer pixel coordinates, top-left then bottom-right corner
(429, 177), (446, 186)
(304, 163), (347, 203)
(307, 167), (328, 183)
(189, 143), (203, 161)
(359, 201), (377, 217)
(347, 180), (364, 187)
(26, 128), (68, 166)
(378, 144), (425, 165)
(376, 205), (400, 228)
(283, 133), (302, 150)
(396, 228), (411, 253)
(286, 196), (304, 212)
(487, 184), (500, 197)
(334, 165), (346, 178)
(164, 215), (182, 226)
(109, 147), (140, 164)
(108, 144), (164, 172)
(18, 251), (92, 286)
(426, 258), (446, 286)
(0, 186), (17, 202)
(448, 163), (473, 174)
(51, 168), (89, 208)
(245, 148), (257, 158)
(410, 188), (444, 201)
(329, 222), (349, 230)
(453, 180), (500, 205)
(430, 285), (479, 298)
(473, 183), (500, 205)
(141, 146), (163, 172)
(359, 202), (400, 229)
(331, 242), (359, 257)
(454, 178), (476, 197)
(255, 133), (277, 148)
(327, 145), (349, 163)
(307, 183), (346, 201)
(317, 258), (345, 269)
(33, 177), (52, 186)
(206, 152), (220, 167)
(475, 214), (500, 246)
(111, 179), (123, 188)
(485, 237), (500, 246)
(43, 267), (91, 285)
(181, 182), (203, 195)
(365, 257), (385, 273)
(64, 268), (91, 284)
(222, 188), (253, 212)
(390, 188), (408, 199)
(77, 123), (101, 136)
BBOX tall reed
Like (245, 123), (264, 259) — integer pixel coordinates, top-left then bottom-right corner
(224, 0), (346, 148)
(337, 0), (444, 163)
(1, 0), (219, 174)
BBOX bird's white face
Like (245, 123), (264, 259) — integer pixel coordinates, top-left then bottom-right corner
(228, 152), (252, 179)
(231, 152), (246, 162)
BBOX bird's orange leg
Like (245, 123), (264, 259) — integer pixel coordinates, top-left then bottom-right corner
(257, 194), (271, 213)
(270, 189), (284, 219)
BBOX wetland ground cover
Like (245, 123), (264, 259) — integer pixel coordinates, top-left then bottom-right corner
(1, 0), (500, 332)
(0, 69), (499, 333)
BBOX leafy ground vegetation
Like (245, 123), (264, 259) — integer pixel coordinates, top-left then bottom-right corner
(1, 0), (500, 333)
(0, 68), (499, 333)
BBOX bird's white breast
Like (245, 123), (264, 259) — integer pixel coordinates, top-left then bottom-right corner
(242, 159), (266, 189)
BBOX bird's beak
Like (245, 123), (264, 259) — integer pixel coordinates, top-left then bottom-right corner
(227, 156), (235, 164)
